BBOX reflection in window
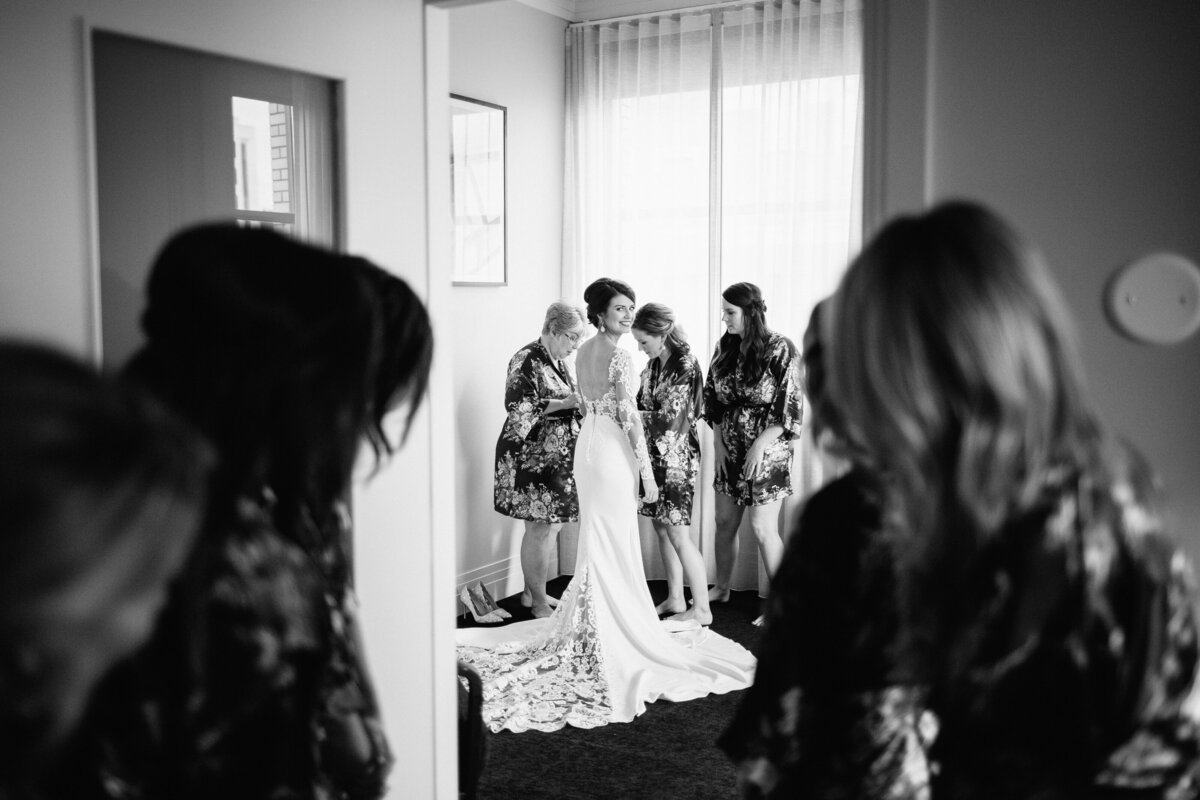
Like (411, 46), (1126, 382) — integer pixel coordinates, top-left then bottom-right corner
(233, 97), (294, 234)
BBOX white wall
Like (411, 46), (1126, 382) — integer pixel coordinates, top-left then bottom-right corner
(448, 1), (570, 597)
(0, 2), (455, 796)
(879, 1), (1200, 557)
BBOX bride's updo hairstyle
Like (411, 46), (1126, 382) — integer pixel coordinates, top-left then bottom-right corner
(632, 302), (690, 355)
(583, 278), (637, 329)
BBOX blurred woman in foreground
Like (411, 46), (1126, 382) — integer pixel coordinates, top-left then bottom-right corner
(827, 200), (1200, 799)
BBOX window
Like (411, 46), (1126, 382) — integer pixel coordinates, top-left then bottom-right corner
(563, 0), (863, 591)
(565, 2), (863, 362)
(232, 97), (295, 232)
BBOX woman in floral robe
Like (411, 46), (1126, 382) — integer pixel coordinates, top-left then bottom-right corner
(703, 283), (803, 609)
(826, 202), (1200, 799)
(720, 300), (933, 799)
(631, 302), (714, 625)
(493, 302), (588, 617)
(42, 226), (432, 800)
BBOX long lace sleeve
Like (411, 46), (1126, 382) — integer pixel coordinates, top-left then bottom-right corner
(610, 348), (655, 486)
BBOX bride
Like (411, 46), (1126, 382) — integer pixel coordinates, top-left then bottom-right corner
(457, 278), (756, 733)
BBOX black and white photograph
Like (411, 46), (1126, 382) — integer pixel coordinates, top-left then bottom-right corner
(2, 1), (1199, 799)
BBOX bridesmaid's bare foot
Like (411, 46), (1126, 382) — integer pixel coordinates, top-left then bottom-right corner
(708, 586), (731, 603)
(530, 602), (554, 619)
(669, 606), (713, 627)
(656, 597), (686, 616)
(521, 591), (559, 609)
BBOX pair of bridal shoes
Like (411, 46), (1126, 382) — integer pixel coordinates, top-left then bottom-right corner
(461, 582), (511, 624)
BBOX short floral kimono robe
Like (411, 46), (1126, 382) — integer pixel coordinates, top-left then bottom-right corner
(636, 347), (704, 526)
(720, 470), (934, 799)
(493, 340), (581, 523)
(704, 331), (803, 506)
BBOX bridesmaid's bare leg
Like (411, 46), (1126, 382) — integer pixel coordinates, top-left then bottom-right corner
(519, 521), (560, 618)
(747, 500), (783, 625)
(747, 500), (784, 577)
(709, 493), (744, 602)
(653, 522), (686, 615)
(661, 523), (713, 625)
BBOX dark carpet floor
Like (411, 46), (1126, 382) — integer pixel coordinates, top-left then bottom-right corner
(457, 576), (764, 800)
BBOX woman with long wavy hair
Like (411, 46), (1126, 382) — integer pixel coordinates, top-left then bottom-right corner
(704, 282), (803, 616)
(827, 200), (1200, 798)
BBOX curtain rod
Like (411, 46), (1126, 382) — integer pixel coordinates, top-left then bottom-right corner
(567, 0), (777, 28)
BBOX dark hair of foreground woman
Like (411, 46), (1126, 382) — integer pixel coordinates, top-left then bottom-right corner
(45, 224), (433, 800)
(0, 341), (211, 794)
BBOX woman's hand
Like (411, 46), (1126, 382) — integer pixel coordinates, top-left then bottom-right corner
(549, 394), (580, 415)
(740, 439), (768, 481)
(713, 427), (729, 482)
(569, 391), (586, 417)
(641, 478), (660, 505)
(741, 426), (783, 481)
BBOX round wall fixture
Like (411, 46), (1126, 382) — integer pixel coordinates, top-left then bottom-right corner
(1105, 252), (1200, 345)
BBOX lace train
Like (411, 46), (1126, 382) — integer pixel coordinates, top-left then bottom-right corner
(459, 566), (612, 733)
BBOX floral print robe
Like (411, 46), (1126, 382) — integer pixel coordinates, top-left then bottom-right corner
(723, 457), (1200, 800)
(493, 340), (581, 523)
(926, 465), (1200, 799)
(44, 493), (391, 800)
(704, 331), (803, 506)
(636, 347), (704, 525)
(720, 470), (934, 799)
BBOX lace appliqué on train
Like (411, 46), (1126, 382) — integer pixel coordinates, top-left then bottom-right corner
(456, 566), (613, 733)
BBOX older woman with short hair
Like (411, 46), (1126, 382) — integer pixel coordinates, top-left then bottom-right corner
(494, 301), (588, 618)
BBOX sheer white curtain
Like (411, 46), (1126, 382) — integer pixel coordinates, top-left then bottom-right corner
(291, 74), (338, 248)
(562, 0), (862, 595)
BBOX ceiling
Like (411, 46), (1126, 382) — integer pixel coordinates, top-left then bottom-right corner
(430, 0), (731, 24)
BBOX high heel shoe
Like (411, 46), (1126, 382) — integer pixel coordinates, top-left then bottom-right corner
(460, 586), (505, 624)
(469, 582), (511, 620)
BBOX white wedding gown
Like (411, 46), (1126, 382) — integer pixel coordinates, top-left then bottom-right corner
(457, 346), (755, 733)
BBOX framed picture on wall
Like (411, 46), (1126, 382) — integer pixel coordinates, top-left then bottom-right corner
(450, 94), (507, 286)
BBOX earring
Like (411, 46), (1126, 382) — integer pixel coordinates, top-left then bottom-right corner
(599, 320), (606, 332)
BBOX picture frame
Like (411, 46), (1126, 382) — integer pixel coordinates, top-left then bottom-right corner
(450, 94), (507, 286)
